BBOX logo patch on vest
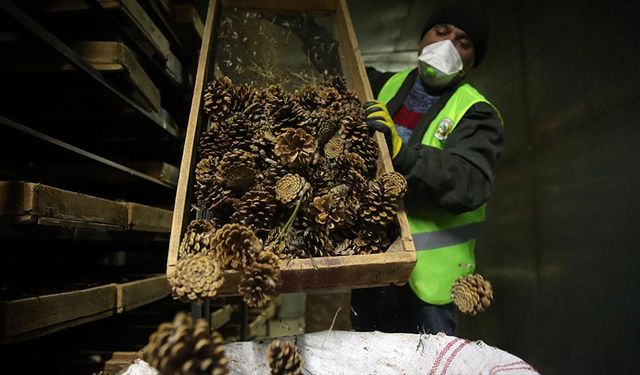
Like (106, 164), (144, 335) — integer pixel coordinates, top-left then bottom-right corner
(435, 118), (454, 142)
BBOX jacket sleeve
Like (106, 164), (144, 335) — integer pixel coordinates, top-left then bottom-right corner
(366, 67), (395, 98)
(392, 102), (504, 215)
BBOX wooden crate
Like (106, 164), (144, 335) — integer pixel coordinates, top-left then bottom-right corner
(167, 0), (415, 295)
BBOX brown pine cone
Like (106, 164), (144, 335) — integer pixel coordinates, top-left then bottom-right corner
(323, 137), (345, 159)
(168, 253), (224, 303)
(230, 190), (278, 234)
(301, 227), (334, 257)
(203, 76), (234, 124)
(378, 171), (407, 200)
(275, 174), (309, 206)
(212, 223), (263, 270)
(354, 228), (390, 254)
(307, 192), (349, 232)
(267, 340), (303, 375)
(238, 251), (282, 308)
(451, 274), (494, 315)
(178, 220), (216, 260)
(145, 312), (228, 375)
(360, 182), (397, 226)
(217, 149), (257, 190)
(274, 128), (317, 168)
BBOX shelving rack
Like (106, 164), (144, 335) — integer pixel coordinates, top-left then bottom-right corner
(0, 0), (208, 366)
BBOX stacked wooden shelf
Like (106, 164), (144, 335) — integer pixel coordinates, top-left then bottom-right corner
(0, 1), (204, 349)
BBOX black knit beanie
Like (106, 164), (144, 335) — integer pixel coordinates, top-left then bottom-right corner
(420, 1), (489, 66)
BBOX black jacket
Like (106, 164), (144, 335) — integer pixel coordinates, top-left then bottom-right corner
(367, 67), (504, 215)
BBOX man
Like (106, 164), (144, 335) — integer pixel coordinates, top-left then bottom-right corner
(351, 1), (503, 335)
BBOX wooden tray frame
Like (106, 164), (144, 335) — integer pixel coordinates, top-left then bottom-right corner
(167, 0), (415, 295)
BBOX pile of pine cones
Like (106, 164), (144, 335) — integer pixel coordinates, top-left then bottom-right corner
(170, 75), (407, 307)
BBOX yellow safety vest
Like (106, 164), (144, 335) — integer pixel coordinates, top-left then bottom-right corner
(378, 68), (501, 304)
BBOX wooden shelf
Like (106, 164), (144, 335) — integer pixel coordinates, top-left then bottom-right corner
(0, 116), (175, 204)
(0, 181), (173, 232)
(248, 296), (283, 338)
(0, 283), (118, 344)
(116, 275), (169, 313)
(45, 0), (183, 86)
(172, 5), (204, 49)
(0, 275), (171, 344)
(210, 304), (234, 330)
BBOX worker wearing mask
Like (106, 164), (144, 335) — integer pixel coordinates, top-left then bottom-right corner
(351, 1), (503, 335)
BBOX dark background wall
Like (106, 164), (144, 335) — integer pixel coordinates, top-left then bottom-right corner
(349, 0), (640, 373)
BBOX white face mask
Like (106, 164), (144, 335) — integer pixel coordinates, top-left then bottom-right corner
(418, 40), (463, 87)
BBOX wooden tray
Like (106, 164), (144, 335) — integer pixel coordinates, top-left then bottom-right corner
(167, 0), (415, 295)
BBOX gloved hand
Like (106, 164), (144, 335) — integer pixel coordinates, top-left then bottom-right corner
(364, 100), (403, 158)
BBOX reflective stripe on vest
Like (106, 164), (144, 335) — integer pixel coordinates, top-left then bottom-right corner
(377, 68), (500, 305)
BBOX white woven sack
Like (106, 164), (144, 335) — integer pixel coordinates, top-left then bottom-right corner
(225, 330), (539, 375)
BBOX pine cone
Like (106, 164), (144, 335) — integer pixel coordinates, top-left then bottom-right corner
(323, 74), (348, 94)
(217, 149), (257, 190)
(378, 171), (407, 199)
(198, 125), (230, 160)
(306, 192), (349, 232)
(168, 253), (224, 303)
(230, 190), (278, 234)
(178, 220), (216, 260)
(275, 174), (309, 206)
(258, 162), (289, 194)
(203, 76), (234, 124)
(212, 223), (263, 270)
(354, 227), (390, 254)
(203, 178), (235, 211)
(274, 128), (317, 168)
(195, 156), (216, 184)
(451, 274), (493, 315)
(323, 137), (344, 159)
(238, 251), (282, 308)
(267, 340), (303, 375)
(360, 182), (397, 226)
(295, 85), (327, 111)
(301, 227), (334, 257)
(332, 239), (358, 256)
(266, 93), (305, 136)
(145, 312), (228, 375)
(221, 113), (255, 151)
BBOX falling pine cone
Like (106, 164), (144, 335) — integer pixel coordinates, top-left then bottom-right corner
(168, 253), (224, 303)
(144, 312), (228, 375)
(212, 223), (263, 270)
(267, 340), (303, 375)
(451, 274), (494, 315)
(274, 128), (317, 168)
(378, 171), (407, 200)
(238, 251), (282, 308)
(275, 174), (309, 206)
(178, 220), (216, 260)
(295, 85), (328, 111)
